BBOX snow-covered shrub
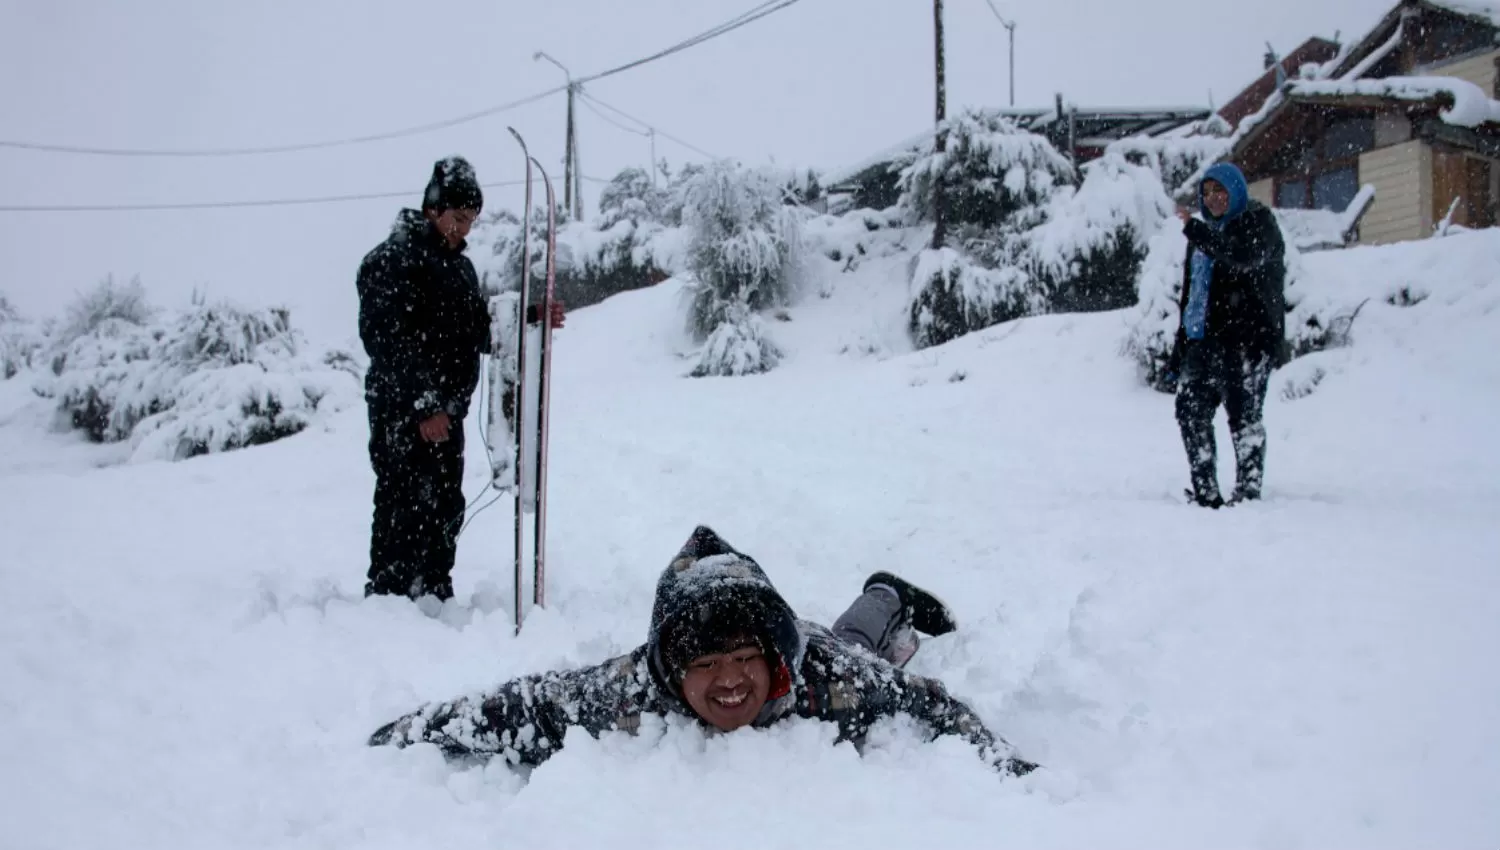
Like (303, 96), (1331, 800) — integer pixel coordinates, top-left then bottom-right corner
(1018, 151), (1179, 314)
(897, 109), (1075, 229)
(679, 160), (802, 376)
(909, 247), (1041, 348)
(0, 293), (44, 379)
(36, 294), (359, 462)
(688, 301), (783, 378)
(55, 274), (154, 353)
(471, 168), (678, 312)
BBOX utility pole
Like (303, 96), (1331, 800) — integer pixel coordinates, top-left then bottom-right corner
(534, 51), (583, 219)
(932, 0), (948, 250)
(983, 0), (1017, 107)
(648, 129), (658, 188)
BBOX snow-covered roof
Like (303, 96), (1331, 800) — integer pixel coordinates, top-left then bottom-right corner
(1427, 0), (1500, 27)
(1289, 76), (1500, 127)
(819, 129), (934, 188)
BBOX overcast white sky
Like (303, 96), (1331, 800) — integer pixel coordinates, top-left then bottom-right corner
(2, 0), (1386, 342)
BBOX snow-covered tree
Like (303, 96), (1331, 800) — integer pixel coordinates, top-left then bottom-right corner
(678, 160), (803, 376)
(897, 109), (1075, 230)
(596, 167), (669, 229)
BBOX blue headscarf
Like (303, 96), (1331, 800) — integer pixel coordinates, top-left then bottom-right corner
(1183, 162), (1250, 340)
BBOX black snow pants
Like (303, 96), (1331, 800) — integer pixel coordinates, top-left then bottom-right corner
(1174, 338), (1272, 504)
(365, 406), (466, 600)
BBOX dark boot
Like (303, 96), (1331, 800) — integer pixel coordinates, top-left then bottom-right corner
(1227, 351), (1271, 505)
(864, 571), (958, 637)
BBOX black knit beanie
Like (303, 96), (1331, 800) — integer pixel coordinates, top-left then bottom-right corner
(422, 155), (483, 213)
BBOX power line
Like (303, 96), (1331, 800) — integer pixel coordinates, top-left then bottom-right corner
(579, 93), (720, 160)
(0, 0), (805, 159)
(0, 89), (565, 158)
(578, 95), (651, 138)
(573, 0), (801, 88)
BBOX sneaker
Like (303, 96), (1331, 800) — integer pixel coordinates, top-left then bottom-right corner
(864, 571), (958, 637)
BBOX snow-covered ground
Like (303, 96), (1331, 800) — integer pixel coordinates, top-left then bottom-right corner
(2, 228), (1498, 849)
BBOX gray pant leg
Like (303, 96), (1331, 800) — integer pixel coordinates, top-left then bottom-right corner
(832, 587), (903, 658)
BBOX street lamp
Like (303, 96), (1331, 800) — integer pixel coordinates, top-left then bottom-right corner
(983, 0), (1017, 107)
(533, 51), (582, 219)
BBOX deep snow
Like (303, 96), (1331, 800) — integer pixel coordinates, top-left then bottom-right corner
(2, 228), (1499, 849)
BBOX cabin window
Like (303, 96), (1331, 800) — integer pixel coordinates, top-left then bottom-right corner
(1273, 115), (1373, 212)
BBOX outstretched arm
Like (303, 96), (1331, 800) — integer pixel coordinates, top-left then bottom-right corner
(890, 669), (1039, 777)
(369, 653), (655, 767)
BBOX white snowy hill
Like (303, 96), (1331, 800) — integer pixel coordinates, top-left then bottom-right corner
(2, 226), (1498, 849)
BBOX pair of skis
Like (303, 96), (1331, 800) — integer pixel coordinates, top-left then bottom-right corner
(491, 126), (558, 635)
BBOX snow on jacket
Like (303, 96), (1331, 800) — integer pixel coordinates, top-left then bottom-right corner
(1169, 164), (1289, 372)
(356, 208), (491, 421)
(367, 526), (1037, 778)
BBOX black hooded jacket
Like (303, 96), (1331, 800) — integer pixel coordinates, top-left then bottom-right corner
(368, 526), (1035, 778)
(1168, 167), (1289, 374)
(356, 209), (491, 421)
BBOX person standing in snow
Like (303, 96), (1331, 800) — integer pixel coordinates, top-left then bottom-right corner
(356, 156), (564, 602)
(1167, 162), (1288, 508)
(368, 525), (1037, 779)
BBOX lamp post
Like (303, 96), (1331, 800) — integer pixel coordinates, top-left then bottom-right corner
(534, 50), (582, 219)
(983, 0), (1017, 107)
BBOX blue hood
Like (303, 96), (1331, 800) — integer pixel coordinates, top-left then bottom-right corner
(1200, 162), (1250, 223)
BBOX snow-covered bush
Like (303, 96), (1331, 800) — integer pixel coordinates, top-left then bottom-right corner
(1018, 150), (1181, 314)
(0, 293), (44, 379)
(908, 247), (1040, 348)
(688, 301), (783, 378)
(55, 274), (154, 353)
(36, 288), (360, 462)
(471, 168), (678, 312)
(679, 160), (803, 376)
(897, 109), (1075, 230)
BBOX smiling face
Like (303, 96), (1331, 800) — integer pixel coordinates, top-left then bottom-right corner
(679, 642), (772, 732)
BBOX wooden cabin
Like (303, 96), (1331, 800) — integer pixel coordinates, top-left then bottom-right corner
(1223, 0), (1500, 244)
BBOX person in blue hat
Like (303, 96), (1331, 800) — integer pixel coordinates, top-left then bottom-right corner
(1167, 162), (1288, 507)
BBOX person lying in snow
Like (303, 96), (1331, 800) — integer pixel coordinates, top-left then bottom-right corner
(369, 525), (1037, 778)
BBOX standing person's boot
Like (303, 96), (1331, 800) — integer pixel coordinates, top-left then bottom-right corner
(1228, 427), (1266, 504)
(1226, 352), (1272, 505)
(1174, 345), (1226, 509)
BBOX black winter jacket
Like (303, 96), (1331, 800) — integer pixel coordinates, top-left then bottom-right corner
(356, 209), (490, 421)
(369, 526), (1037, 779)
(1169, 201), (1288, 372)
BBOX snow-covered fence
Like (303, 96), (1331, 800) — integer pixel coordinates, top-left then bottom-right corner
(35, 279), (361, 462)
